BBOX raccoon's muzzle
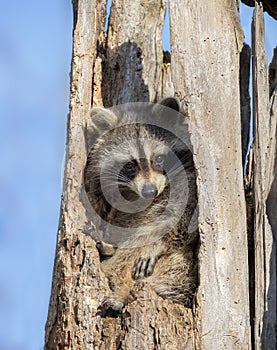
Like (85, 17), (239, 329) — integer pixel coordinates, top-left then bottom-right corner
(141, 182), (158, 199)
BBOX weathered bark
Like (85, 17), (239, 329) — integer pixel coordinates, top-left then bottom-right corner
(44, 1), (108, 348)
(170, 0), (251, 348)
(251, 3), (277, 349)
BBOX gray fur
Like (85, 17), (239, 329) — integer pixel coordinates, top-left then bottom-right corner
(84, 98), (198, 312)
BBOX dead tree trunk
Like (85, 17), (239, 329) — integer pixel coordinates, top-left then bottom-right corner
(251, 3), (277, 349)
(45, 0), (277, 349)
(170, 1), (250, 348)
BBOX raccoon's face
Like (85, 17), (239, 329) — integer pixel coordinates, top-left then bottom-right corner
(88, 97), (190, 202)
(120, 152), (166, 199)
(100, 132), (169, 199)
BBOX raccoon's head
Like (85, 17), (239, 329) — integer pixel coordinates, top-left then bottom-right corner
(87, 97), (192, 202)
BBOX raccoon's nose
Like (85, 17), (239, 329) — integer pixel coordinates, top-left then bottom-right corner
(141, 183), (158, 199)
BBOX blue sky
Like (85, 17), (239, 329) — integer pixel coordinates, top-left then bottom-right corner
(0, 2), (276, 349)
(0, 1), (72, 349)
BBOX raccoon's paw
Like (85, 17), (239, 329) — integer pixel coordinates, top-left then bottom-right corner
(132, 256), (157, 280)
(100, 296), (124, 316)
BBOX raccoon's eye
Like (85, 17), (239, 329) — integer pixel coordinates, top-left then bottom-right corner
(154, 154), (165, 165)
(125, 160), (137, 171)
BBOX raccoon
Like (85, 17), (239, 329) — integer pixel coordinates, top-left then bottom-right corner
(84, 97), (198, 313)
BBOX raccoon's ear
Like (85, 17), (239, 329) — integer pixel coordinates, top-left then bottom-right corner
(152, 97), (180, 117)
(90, 107), (118, 135)
(157, 96), (180, 112)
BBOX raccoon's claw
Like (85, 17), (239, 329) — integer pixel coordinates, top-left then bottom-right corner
(101, 296), (124, 316)
(132, 256), (157, 280)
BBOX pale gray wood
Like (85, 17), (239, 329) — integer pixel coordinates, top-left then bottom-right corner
(265, 91), (277, 348)
(44, 1), (110, 348)
(170, 0), (251, 348)
(98, 0), (167, 106)
(252, 3), (277, 348)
